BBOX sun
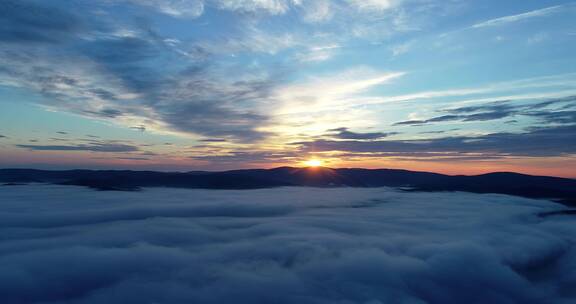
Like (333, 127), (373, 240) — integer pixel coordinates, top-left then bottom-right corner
(303, 159), (324, 167)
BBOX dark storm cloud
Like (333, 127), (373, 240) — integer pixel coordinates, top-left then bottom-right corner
(297, 124), (576, 157)
(327, 127), (398, 140)
(16, 142), (140, 153)
(0, 186), (574, 303)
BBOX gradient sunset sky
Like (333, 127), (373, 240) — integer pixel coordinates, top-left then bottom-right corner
(0, 0), (575, 176)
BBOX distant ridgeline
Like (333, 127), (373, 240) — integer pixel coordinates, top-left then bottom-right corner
(1, 167), (575, 206)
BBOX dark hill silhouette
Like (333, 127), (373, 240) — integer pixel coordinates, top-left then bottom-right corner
(1, 167), (575, 206)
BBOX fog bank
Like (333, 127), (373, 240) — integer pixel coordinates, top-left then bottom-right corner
(0, 185), (575, 303)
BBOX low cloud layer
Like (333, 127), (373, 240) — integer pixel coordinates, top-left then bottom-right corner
(0, 185), (575, 303)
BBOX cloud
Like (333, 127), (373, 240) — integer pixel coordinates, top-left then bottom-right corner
(352, 74), (576, 110)
(0, 2), (279, 142)
(419, 129), (460, 135)
(390, 41), (412, 56)
(130, 125), (146, 132)
(347, 0), (396, 12)
(525, 111), (576, 125)
(299, 0), (333, 22)
(394, 111), (516, 125)
(190, 150), (297, 163)
(1, 0), (573, 153)
(115, 157), (151, 161)
(472, 5), (566, 29)
(126, 0), (204, 18)
(295, 47), (336, 63)
(276, 69), (405, 115)
(0, 185), (574, 303)
(394, 96), (576, 126)
(16, 142), (140, 153)
(297, 124), (576, 158)
(124, 0), (299, 18)
(0, 0), (82, 44)
(199, 138), (228, 143)
(215, 0), (294, 15)
(327, 127), (398, 140)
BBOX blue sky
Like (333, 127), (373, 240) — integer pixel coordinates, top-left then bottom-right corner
(0, 0), (575, 176)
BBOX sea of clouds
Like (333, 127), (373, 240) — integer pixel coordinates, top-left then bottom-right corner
(0, 185), (575, 304)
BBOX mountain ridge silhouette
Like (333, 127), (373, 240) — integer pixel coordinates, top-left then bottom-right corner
(1, 167), (575, 206)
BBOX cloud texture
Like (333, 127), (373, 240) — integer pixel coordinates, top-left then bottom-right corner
(0, 185), (575, 303)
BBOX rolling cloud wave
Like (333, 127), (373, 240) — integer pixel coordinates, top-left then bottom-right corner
(0, 186), (575, 303)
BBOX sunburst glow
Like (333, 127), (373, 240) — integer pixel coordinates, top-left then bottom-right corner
(303, 159), (324, 167)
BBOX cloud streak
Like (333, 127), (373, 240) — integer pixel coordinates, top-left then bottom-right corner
(297, 124), (576, 158)
(472, 4), (567, 28)
(327, 127), (398, 140)
(394, 95), (576, 126)
(17, 142), (140, 153)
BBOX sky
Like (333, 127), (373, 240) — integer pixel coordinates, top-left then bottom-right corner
(0, 0), (575, 176)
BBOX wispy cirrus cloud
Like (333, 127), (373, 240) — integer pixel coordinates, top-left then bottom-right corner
(125, 0), (204, 18)
(275, 68), (405, 115)
(471, 4), (567, 29)
(347, 0), (396, 12)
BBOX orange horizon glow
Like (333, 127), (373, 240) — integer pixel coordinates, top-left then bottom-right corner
(1, 150), (575, 179)
(303, 159), (324, 167)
